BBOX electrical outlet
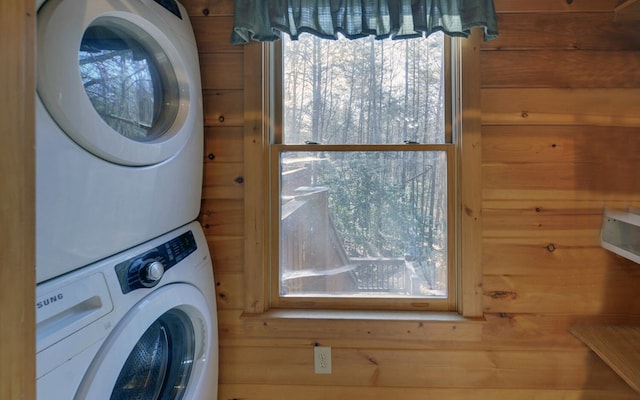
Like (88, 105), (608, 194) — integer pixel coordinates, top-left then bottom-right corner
(314, 346), (332, 374)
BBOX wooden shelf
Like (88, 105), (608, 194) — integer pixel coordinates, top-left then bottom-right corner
(615, 0), (639, 12)
(570, 325), (640, 394)
(614, 0), (640, 20)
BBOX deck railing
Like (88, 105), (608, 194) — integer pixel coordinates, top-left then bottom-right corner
(280, 186), (424, 296)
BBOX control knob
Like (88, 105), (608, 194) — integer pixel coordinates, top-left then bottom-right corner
(140, 260), (165, 286)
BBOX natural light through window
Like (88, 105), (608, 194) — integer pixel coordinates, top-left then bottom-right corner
(273, 32), (454, 309)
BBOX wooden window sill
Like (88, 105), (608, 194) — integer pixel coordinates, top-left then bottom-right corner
(241, 309), (478, 322)
(239, 309), (485, 343)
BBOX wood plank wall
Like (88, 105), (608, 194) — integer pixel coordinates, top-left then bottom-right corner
(185, 0), (640, 398)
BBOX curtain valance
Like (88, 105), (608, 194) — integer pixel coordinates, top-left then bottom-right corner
(231, 0), (498, 44)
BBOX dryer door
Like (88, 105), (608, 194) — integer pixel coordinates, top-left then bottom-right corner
(74, 284), (216, 400)
(37, 0), (199, 166)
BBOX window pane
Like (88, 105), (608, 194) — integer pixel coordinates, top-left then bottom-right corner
(282, 33), (445, 145)
(279, 150), (448, 298)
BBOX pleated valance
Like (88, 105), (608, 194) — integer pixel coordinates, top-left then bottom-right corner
(230, 0), (498, 44)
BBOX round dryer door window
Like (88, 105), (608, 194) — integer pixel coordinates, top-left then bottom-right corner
(79, 21), (179, 145)
(37, 0), (199, 166)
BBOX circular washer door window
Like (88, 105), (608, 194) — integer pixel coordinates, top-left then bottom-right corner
(110, 309), (194, 400)
(37, 0), (195, 166)
(74, 284), (213, 400)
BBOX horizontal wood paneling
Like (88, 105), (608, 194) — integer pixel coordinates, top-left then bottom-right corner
(483, 189), (640, 207)
(493, 0), (621, 13)
(481, 51), (640, 88)
(218, 311), (640, 352)
(482, 272), (640, 315)
(219, 346), (623, 389)
(191, 16), (239, 53)
(200, 199), (244, 236)
(200, 53), (244, 90)
(202, 186), (243, 202)
(485, 13), (640, 50)
(204, 127), (244, 163)
(483, 162), (640, 194)
(183, 0), (234, 17)
(482, 124), (640, 198)
(203, 90), (244, 127)
(219, 384), (639, 400)
(482, 125), (640, 163)
(186, 0), (640, 397)
(240, 316), (483, 344)
(483, 236), (618, 275)
(480, 313), (640, 350)
(483, 211), (603, 234)
(207, 237), (244, 273)
(481, 88), (640, 127)
(202, 162), (244, 200)
(214, 271), (245, 309)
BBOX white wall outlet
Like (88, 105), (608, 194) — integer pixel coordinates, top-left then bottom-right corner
(314, 346), (332, 374)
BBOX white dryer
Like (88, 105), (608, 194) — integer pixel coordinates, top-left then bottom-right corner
(36, 0), (204, 283)
(36, 221), (218, 400)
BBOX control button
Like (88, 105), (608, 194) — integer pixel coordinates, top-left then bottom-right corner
(140, 260), (165, 286)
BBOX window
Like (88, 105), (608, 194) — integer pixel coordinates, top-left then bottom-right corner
(243, 30), (483, 317)
(270, 33), (455, 312)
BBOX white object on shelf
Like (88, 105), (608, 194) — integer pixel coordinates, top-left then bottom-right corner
(601, 209), (640, 264)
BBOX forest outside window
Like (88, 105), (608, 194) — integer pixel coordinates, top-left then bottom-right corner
(269, 33), (456, 311)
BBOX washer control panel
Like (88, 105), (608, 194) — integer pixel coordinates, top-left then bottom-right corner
(115, 230), (197, 294)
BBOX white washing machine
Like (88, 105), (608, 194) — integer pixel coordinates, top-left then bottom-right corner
(36, 0), (204, 283)
(36, 221), (218, 400)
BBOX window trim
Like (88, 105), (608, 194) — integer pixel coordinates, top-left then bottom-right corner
(242, 29), (483, 318)
(270, 34), (456, 311)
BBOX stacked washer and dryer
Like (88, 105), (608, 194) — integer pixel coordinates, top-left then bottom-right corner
(35, 0), (218, 399)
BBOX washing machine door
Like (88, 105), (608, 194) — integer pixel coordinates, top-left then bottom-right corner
(75, 284), (215, 400)
(37, 0), (197, 166)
